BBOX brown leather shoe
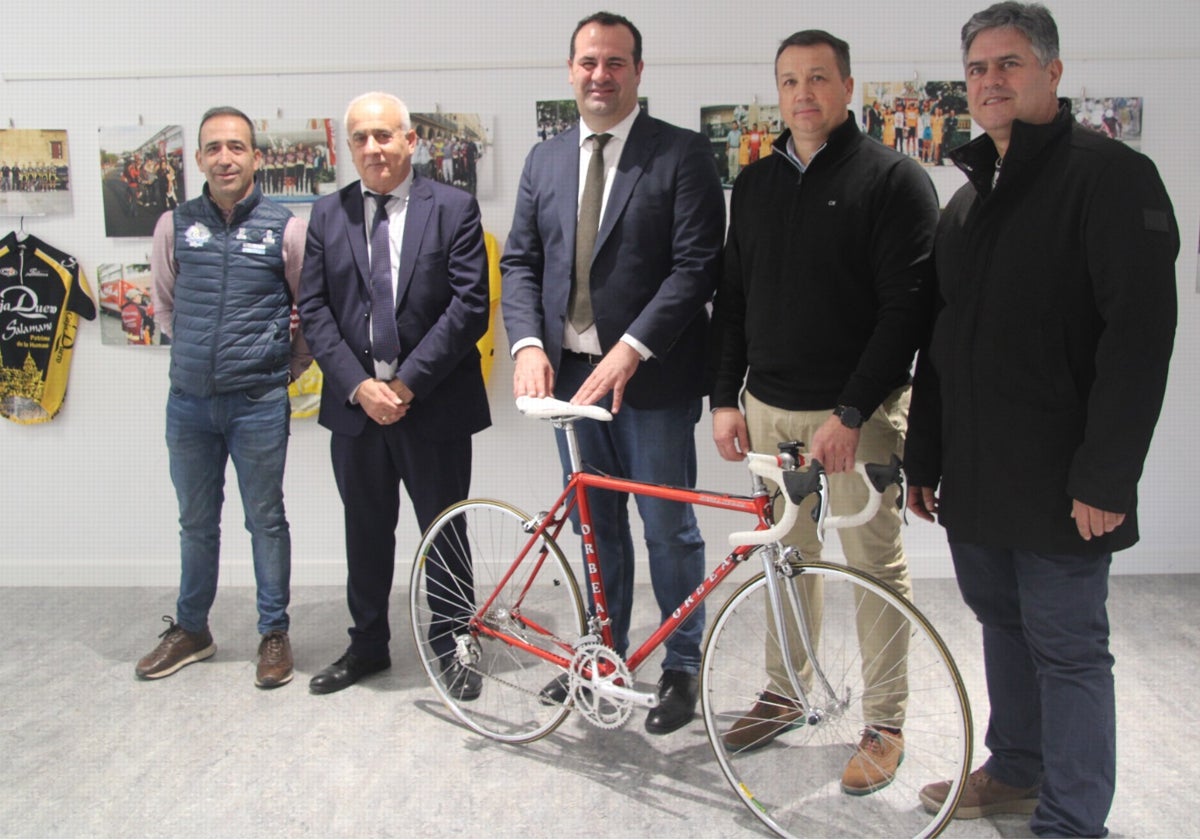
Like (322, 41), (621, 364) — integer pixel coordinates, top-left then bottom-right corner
(721, 690), (805, 753)
(920, 766), (1041, 818)
(135, 616), (216, 679)
(256, 630), (293, 688)
(841, 727), (904, 795)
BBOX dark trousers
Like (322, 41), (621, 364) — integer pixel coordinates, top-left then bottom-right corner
(552, 353), (706, 674)
(950, 541), (1115, 838)
(331, 424), (473, 660)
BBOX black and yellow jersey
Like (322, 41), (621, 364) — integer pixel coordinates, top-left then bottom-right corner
(0, 232), (96, 424)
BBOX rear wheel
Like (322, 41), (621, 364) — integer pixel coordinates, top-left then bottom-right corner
(410, 500), (586, 743)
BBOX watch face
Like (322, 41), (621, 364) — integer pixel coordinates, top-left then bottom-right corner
(837, 405), (863, 428)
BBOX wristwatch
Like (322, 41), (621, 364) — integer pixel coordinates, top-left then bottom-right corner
(833, 405), (863, 429)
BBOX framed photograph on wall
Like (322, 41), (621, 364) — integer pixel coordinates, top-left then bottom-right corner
(99, 125), (186, 237)
(410, 113), (494, 198)
(700, 103), (782, 188)
(252, 118), (337, 202)
(0, 129), (72, 217)
(535, 98), (648, 143)
(96, 263), (166, 347)
(1070, 96), (1142, 149)
(862, 80), (971, 205)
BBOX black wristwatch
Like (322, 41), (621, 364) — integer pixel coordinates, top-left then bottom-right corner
(833, 405), (864, 429)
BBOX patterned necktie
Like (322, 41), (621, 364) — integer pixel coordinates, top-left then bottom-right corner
(569, 133), (612, 332)
(368, 192), (401, 367)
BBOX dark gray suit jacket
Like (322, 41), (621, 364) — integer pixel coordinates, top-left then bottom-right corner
(298, 175), (491, 440)
(500, 110), (725, 407)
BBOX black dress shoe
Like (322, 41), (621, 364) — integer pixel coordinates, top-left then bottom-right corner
(309, 652), (390, 695)
(440, 656), (482, 701)
(645, 669), (698, 735)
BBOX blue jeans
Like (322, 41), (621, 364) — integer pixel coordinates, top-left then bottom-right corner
(950, 541), (1114, 838)
(166, 385), (292, 636)
(554, 354), (706, 675)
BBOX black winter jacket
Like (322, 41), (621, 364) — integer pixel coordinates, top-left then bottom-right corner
(905, 101), (1178, 554)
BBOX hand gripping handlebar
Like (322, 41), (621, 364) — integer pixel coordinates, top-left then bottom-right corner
(728, 454), (903, 548)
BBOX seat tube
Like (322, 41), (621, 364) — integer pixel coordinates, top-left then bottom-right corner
(572, 476), (613, 647)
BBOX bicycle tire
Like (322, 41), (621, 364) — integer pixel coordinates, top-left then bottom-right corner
(701, 562), (972, 838)
(410, 499), (587, 743)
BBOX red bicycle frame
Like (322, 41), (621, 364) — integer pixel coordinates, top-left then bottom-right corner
(469, 466), (780, 676)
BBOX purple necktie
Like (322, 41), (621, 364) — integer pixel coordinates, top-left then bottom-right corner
(368, 192), (401, 367)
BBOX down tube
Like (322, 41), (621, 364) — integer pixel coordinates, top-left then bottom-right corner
(571, 472), (768, 674)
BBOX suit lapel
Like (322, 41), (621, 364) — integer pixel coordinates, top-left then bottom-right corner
(554, 128), (582, 253)
(595, 111), (653, 254)
(341, 184), (371, 287)
(397, 175), (433, 309)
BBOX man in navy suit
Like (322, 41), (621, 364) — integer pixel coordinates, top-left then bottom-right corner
(299, 92), (491, 696)
(501, 12), (725, 734)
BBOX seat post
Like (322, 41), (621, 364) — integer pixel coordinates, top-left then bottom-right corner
(560, 418), (585, 475)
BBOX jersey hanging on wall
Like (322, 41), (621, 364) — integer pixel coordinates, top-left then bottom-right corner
(0, 232), (95, 424)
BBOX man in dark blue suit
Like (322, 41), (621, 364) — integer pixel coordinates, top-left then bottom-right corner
(501, 12), (725, 734)
(299, 92), (491, 696)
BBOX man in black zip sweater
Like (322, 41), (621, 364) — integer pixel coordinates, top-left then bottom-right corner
(709, 29), (938, 795)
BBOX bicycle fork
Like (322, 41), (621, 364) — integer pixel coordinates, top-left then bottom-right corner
(758, 545), (847, 726)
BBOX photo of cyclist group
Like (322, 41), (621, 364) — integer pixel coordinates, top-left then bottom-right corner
(252, 117), (337, 202)
(0, 128), (72, 217)
(99, 124), (185, 237)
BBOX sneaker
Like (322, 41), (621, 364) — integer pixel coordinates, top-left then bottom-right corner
(256, 630), (293, 688)
(920, 766), (1041, 818)
(135, 616), (216, 679)
(721, 690), (805, 753)
(841, 727), (904, 795)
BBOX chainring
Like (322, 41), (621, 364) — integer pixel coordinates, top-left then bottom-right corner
(568, 642), (633, 730)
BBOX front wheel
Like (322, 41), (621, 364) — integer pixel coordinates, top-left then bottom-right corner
(700, 563), (972, 838)
(410, 499), (586, 743)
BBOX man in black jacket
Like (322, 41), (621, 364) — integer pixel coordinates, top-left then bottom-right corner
(709, 29), (938, 794)
(905, 4), (1178, 835)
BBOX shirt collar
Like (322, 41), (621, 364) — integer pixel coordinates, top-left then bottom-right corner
(785, 135), (826, 172)
(577, 106), (640, 148)
(360, 169), (414, 204)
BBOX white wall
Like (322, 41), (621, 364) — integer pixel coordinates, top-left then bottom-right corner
(2, 0), (1197, 585)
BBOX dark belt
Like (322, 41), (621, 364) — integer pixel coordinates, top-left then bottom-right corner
(563, 350), (603, 366)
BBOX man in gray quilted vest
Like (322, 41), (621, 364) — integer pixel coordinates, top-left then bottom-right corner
(139, 106), (311, 689)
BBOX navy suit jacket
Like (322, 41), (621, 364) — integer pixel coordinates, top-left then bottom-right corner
(500, 110), (725, 408)
(298, 175), (491, 440)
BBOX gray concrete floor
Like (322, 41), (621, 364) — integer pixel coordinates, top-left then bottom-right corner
(0, 575), (1193, 838)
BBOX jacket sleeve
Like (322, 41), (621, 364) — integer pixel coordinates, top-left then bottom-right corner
(499, 145), (548, 352)
(297, 201), (367, 404)
(708, 175), (749, 409)
(838, 157), (939, 416)
(1068, 152), (1178, 513)
(903, 338), (944, 489)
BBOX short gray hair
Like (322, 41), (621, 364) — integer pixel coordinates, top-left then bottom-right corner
(343, 92), (412, 132)
(961, 2), (1060, 66)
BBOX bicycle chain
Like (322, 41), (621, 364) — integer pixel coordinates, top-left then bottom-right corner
(449, 612), (581, 703)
